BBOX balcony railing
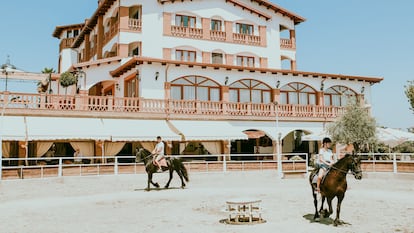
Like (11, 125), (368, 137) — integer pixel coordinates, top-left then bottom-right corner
(280, 38), (295, 49)
(128, 18), (142, 31)
(0, 92), (346, 121)
(59, 38), (76, 51)
(103, 21), (119, 45)
(171, 26), (203, 39)
(233, 33), (261, 46)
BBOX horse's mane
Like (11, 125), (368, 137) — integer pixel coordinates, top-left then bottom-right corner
(333, 153), (352, 167)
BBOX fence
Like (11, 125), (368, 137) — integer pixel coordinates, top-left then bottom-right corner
(1, 153), (308, 180)
(2, 153), (413, 180)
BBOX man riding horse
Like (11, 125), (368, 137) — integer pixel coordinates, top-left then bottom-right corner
(152, 136), (166, 172)
(315, 137), (335, 194)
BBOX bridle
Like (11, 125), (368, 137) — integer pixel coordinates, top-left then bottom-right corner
(330, 156), (361, 176)
(135, 150), (154, 163)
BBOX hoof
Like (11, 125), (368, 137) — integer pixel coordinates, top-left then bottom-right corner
(145, 188), (150, 192)
(154, 183), (160, 188)
(164, 186), (169, 189)
(314, 217), (320, 222)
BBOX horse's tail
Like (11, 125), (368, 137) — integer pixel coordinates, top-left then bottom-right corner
(175, 158), (189, 182)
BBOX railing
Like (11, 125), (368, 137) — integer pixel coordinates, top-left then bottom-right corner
(2, 153), (414, 180)
(233, 33), (261, 46)
(128, 18), (142, 31)
(1, 153), (308, 180)
(59, 38), (76, 51)
(171, 26), (203, 39)
(210, 30), (226, 41)
(0, 92), (347, 120)
(103, 21), (119, 45)
(280, 38), (295, 49)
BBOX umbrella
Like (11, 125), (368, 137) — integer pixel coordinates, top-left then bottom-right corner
(376, 128), (414, 148)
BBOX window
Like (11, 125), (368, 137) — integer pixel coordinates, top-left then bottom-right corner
(125, 77), (138, 97)
(212, 53), (223, 64)
(131, 47), (139, 56)
(236, 56), (254, 67)
(176, 50), (196, 62)
(171, 76), (220, 101)
(236, 23), (253, 35)
(280, 83), (316, 105)
(229, 79), (271, 103)
(175, 15), (196, 28)
(324, 86), (356, 107)
(73, 30), (79, 37)
(211, 19), (222, 31)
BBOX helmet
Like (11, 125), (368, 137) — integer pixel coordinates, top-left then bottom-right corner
(322, 137), (332, 144)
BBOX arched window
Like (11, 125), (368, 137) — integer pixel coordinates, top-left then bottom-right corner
(280, 82), (316, 105)
(324, 86), (356, 106)
(229, 79), (271, 103)
(171, 76), (220, 101)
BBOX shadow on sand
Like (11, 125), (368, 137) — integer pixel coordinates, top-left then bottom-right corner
(303, 214), (351, 226)
(134, 187), (184, 192)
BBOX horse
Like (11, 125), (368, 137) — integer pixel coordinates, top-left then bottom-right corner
(135, 148), (189, 191)
(309, 153), (362, 226)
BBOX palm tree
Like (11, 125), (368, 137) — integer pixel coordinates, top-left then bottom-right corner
(38, 67), (56, 93)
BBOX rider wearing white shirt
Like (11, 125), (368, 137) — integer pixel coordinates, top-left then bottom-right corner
(316, 137), (334, 193)
(152, 136), (165, 172)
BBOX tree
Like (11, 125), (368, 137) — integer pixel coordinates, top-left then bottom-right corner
(326, 100), (377, 153)
(38, 67), (56, 93)
(404, 80), (414, 114)
(59, 72), (77, 96)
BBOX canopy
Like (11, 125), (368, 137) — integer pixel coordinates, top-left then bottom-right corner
(26, 117), (110, 141)
(168, 120), (248, 141)
(0, 116), (27, 141)
(229, 121), (322, 140)
(377, 127), (414, 148)
(102, 119), (180, 141)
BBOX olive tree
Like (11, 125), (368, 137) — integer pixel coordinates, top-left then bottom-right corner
(326, 100), (377, 153)
(59, 72), (77, 96)
(404, 80), (414, 114)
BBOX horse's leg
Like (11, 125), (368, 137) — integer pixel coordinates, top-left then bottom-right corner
(177, 168), (186, 189)
(319, 196), (325, 214)
(312, 187), (320, 221)
(325, 197), (334, 218)
(334, 194), (345, 226)
(146, 172), (152, 191)
(164, 167), (173, 189)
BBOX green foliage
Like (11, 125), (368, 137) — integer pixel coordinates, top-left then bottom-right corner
(405, 80), (414, 114)
(327, 100), (377, 152)
(41, 67), (55, 74)
(59, 72), (77, 88)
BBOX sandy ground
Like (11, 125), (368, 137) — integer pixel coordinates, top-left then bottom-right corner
(0, 171), (413, 233)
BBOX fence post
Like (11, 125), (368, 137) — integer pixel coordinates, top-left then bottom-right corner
(305, 153), (309, 176)
(114, 157), (118, 175)
(393, 153), (397, 174)
(58, 158), (63, 177)
(223, 154), (227, 173)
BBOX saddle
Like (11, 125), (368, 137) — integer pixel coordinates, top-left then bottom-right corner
(153, 157), (168, 169)
(311, 167), (330, 184)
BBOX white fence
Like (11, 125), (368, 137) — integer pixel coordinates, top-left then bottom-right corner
(2, 153), (414, 180)
(1, 153), (308, 180)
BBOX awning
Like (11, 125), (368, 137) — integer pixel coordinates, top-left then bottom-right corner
(229, 121), (323, 140)
(102, 119), (180, 141)
(0, 116), (27, 141)
(26, 117), (110, 141)
(168, 120), (248, 141)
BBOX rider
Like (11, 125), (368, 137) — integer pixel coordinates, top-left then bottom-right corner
(316, 137), (334, 193)
(152, 136), (165, 172)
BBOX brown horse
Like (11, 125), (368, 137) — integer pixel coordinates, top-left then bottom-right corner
(309, 153), (362, 226)
(135, 148), (189, 191)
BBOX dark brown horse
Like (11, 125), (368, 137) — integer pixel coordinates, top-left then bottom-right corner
(135, 148), (189, 191)
(309, 153), (362, 226)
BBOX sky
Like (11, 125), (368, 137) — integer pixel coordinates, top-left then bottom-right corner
(0, 0), (413, 130)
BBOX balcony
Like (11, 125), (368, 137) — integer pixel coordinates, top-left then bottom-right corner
(0, 92), (345, 122)
(59, 38), (76, 51)
(103, 21), (119, 45)
(280, 38), (295, 49)
(171, 26), (203, 39)
(128, 18), (142, 31)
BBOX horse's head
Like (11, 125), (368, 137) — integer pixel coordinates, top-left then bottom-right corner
(350, 153), (362, 180)
(135, 147), (151, 163)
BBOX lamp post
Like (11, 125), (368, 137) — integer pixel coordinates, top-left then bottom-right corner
(1, 68), (10, 92)
(274, 101), (283, 178)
